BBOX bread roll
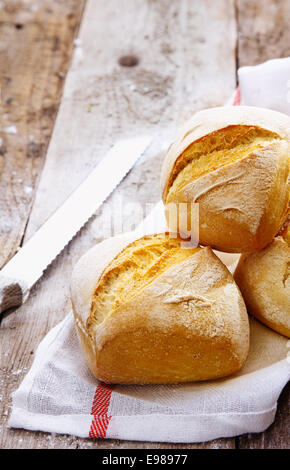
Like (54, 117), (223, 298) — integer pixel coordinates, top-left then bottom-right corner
(161, 106), (290, 253)
(234, 221), (290, 338)
(71, 232), (249, 384)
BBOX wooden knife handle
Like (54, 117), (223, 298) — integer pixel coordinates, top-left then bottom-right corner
(0, 275), (29, 314)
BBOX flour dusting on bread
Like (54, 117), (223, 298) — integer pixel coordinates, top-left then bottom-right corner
(71, 232), (250, 384)
(162, 106), (290, 253)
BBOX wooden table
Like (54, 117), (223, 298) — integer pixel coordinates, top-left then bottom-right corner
(0, 0), (289, 449)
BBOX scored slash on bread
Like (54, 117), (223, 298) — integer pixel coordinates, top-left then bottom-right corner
(71, 233), (249, 384)
(71, 105), (290, 385)
(161, 106), (290, 253)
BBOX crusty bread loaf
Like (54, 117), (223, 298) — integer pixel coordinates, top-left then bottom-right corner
(234, 221), (290, 338)
(71, 232), (249, 384)
(161, 106), (290, 253)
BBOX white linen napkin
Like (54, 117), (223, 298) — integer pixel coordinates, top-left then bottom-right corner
(238, 57), (290, 114)
(9, 58), (290, 443)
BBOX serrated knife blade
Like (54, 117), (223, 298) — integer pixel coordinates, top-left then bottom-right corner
(0, 136), (152, 313)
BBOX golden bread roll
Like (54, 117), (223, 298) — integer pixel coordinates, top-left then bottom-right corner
(234, 222), (290, 338)
(161, 106), (290, 253)
(71, 232), (249, 384)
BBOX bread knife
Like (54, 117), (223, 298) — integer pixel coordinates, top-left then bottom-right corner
(0, 136), (152, 314)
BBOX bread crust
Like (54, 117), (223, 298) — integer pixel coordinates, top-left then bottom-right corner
(161, 106), (290, 253)
(234, 235), (290, 338)
(71, 233), (249, 384)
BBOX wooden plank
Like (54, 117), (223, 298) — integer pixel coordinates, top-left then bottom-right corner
(237, 0), (290, 67)
(237, 0), (290, 449)
(0, 0), (237, 449)
(0, 0), (85, 268)
(0, 0), (86, 447)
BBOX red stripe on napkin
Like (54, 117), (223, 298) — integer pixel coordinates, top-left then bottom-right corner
(233, 85), (241, 105)
(89, 383), (113, 438)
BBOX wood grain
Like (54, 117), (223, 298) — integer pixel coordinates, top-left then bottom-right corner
(0, 0), (86, 448)
(0, 0), (237, 449)
(0, 0), (85, 268)
(237, 0), (290, 67)
(0, 0), (289, 450)
(236, 0), (290, 449)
